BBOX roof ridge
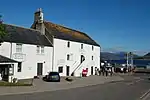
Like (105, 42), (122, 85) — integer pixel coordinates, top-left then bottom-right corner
(4, 23), (41, 33)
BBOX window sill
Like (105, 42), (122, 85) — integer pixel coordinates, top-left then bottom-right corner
(36, 53), (45, 55)
(67, 60), (73, 61)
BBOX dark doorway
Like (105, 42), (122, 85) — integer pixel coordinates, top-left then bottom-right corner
(91, 66), (93, 75)
(81, 55), (85, 63)
(37, 63), (43, 76)
(66, 66), (70, 76)
(0, 65), (9, 81)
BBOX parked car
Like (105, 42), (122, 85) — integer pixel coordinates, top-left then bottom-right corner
(114, 67), (127, 73)
(43, 72), (60, 82)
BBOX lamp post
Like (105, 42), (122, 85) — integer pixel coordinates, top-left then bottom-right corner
(130, 52), (133, 71)
(127, 52), (133, 72)
(126, 52), (129, 69)
(126, 52), (133, 72)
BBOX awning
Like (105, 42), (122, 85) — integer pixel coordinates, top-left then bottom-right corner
(0, 55), (18, 63)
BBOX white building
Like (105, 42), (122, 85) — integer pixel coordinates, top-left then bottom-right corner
(32, 8), (101, 77)
(0, 8), (100, 82)
(0, 24), (53, 82)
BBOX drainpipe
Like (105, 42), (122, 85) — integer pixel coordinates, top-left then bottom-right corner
(10, 42), (12, 59)
(99, 45), (101, 69)
(126, 52), (129, 68)
(52, 36), (54, 72)
(9, 42), (13, 83)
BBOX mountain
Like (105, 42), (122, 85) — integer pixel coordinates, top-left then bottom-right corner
(101, 52), (139, 60)
(135, 52), (150, 60)
(144, 53), (150, 57)
(101, 52), (120, 60)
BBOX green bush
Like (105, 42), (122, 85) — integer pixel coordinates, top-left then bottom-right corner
(0, 81), (32, 86)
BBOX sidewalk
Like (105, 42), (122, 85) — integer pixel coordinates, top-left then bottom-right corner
(0, 75), (124, 96)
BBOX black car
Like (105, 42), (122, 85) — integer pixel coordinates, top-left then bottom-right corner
(43, 72), (60, 82)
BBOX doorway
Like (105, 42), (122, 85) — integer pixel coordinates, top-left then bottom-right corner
(66, 66), (70, 76)
(81, 55), (85, 63)
(37, 63), (43, 76)
(91, 66), (93, 75)
(0, 65), (9, 81)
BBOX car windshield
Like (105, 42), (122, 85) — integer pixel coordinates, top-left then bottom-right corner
(49, 72), (59, 76)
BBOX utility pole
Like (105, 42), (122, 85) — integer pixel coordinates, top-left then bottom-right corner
(126, 52), (129, 68)
(130, 52), (133, 71)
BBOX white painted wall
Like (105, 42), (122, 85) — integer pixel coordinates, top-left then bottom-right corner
(0, 42), (11, 58)
(0, 38), (100, 79)
(0, 42), (53, 79)
(53, 38), (100, 77)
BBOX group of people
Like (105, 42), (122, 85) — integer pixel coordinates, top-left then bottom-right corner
(95, 66), (113, 76)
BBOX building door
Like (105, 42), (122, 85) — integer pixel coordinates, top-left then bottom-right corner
(91, 66), (93, 75)
(0, 65), (9, 81)
(37, 63), (43, 76)
(66, 66), (70, 76)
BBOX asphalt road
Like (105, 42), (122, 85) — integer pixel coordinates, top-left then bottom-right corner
(1, 73), (150, 100)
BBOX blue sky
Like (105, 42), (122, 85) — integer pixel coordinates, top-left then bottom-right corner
(0, 0), (150, 55)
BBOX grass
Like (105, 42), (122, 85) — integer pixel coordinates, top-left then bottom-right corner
(0, 81), (33, 86)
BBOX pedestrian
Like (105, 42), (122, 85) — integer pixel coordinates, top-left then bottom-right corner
(110, 67), (113, 76)
(98, 68), (101, 76)
(105, 67), (108, 76)
(102, 67), (105, 76)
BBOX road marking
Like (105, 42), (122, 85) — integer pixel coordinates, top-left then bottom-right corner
(139, 88), (150, 100)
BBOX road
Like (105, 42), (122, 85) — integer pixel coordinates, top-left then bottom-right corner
(0, 73), (150, 100)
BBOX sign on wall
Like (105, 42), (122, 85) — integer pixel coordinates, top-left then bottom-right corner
(57, 59), (65, 65)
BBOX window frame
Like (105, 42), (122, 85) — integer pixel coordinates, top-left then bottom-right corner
(92, 56), (94, 60)
(58, 66), (63, 73)
(16, 43), (22, 53)
(67, 54), (70, 60)
(36, 45), (40, 54)
(17, 62), (22, 72)
(67, 41), (70, 48)
(41, 46), (44, 54)
(81, 44), (83, 49)
(92, 45), (94, 51)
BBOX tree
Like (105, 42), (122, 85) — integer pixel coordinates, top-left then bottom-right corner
(0, 15), (7, 43)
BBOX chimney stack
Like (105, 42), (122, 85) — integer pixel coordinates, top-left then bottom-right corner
(34, 8), (45, 35)
(34, 8), (44, 23)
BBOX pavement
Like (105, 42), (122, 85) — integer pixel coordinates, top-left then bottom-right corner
(0, 73), (150, 100)
(0, 75), (123, 96)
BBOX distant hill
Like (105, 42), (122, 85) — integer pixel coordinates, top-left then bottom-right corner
(144, 53), (150, 57)
(135, 52), (150, 60)
(101, 52), (120, 60)
(101, 52), (139, 60)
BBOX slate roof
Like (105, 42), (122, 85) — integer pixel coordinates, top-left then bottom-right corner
(3, 24), (53, 47)
(43, 21), (100, 46)
(31, 21), (100, 46)
(0, 55), (18, 63)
